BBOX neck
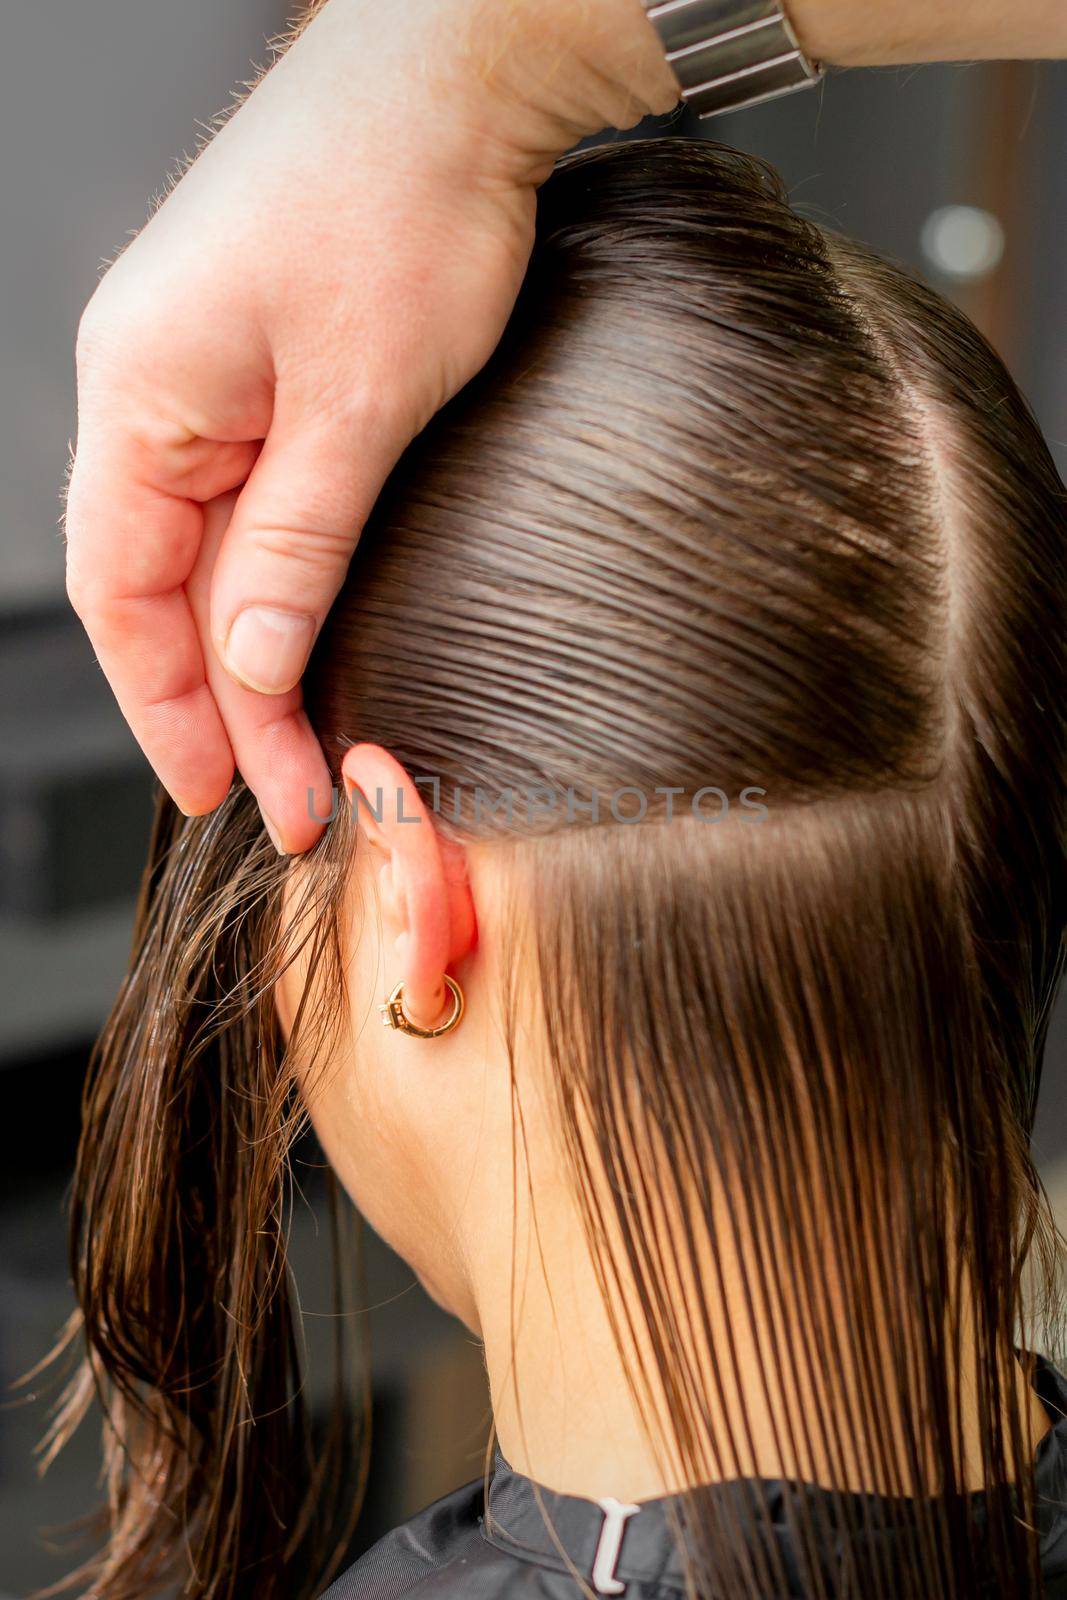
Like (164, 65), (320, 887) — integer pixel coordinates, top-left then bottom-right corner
(471, 1165), (1050, 1505)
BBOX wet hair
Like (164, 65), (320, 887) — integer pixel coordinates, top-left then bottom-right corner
(49, 140), (1065, 1599)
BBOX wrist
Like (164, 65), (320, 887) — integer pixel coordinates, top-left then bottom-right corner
(550, 0), (682, 127)
(784, 0), (928, 66)
(476, 0), (679, 180)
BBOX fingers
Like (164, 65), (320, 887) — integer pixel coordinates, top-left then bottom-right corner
(64, 425), (256, 815)
(67, 364), (400, 847)
(189, 497), (334, 854)
(210, 389), (405, 697)
(200, 392), (410, 853)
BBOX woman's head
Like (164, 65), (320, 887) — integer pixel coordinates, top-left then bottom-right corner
(59, 141), (1065, 1600)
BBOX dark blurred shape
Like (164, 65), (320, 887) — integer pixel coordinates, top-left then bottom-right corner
(0, 609), (153, 918)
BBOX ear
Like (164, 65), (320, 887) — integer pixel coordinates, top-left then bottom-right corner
(340, 744), (476, 1029)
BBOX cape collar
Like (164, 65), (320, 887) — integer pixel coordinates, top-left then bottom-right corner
(482, 1355), (1067, 1596)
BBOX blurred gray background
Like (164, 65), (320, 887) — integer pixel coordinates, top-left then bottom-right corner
(0, 4), (1064, 1596)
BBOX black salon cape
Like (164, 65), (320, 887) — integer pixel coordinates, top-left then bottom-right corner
(319, 1357), (1067, 1598)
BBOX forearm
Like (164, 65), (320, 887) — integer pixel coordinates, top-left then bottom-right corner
(788, 0), (1067, 67)
(289, 0), (1067, 125)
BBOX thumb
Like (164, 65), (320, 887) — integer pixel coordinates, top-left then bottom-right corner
(212, 398), (403, 695)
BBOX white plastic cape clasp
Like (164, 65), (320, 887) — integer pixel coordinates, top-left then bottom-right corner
(591, 1496), (642, 1595)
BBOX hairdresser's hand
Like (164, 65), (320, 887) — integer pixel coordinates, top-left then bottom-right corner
(64, 0), (676, 852)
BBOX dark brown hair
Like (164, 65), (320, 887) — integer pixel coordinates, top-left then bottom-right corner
(46, 140), (1065, 1599)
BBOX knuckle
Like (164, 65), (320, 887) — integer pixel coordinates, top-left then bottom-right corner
(250, 522), (355, 577)
(74, 294), (117, 375)
(64, 537), (110, 623)
(64, 561), (93, 621)
(291, 366), (398, 447)
(75, 277), (154, 386)
(337, 380), (391, 438)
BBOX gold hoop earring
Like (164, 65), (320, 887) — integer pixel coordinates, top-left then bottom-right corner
(379, 975), (465, 1040)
